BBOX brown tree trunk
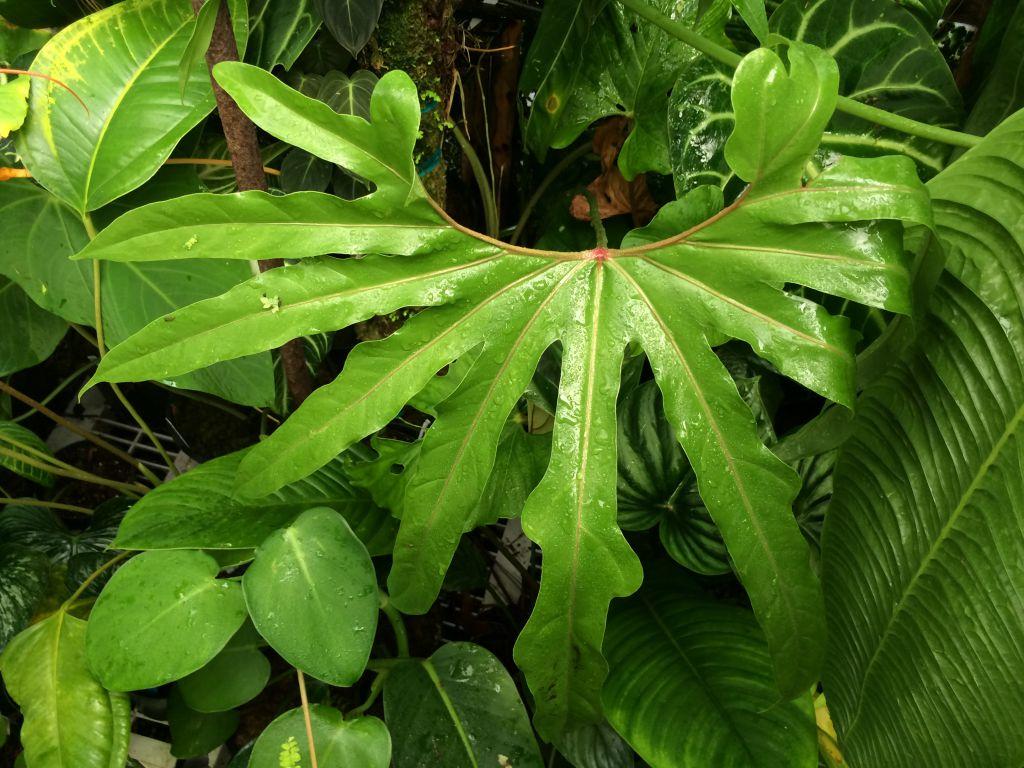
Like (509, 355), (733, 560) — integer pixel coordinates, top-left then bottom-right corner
(192, 0), (314, 407)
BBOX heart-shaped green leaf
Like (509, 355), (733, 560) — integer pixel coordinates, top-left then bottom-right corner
(384, 642), (543, 768)
(86, 550), (247, 691)
(312, 0), (382, 56)
(247, 0), (321, 70)
(242, 507), (378, 686)
(250, 705), (390, 768)
(1, 611), (131, 768)
(17, 0), (248, 212)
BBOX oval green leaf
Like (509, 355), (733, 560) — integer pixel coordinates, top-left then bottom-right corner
(177, 623), (270, 713)
(242, 507), (378, 686)
(86, 550), (247, 691)
(250, 706), (390, 768)
(384, 642), (543, 768)
(0, 611), (131, 768)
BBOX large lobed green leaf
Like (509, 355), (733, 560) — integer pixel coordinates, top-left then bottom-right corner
(78, 46), (931, 736)
(823, 110), (1024, 766)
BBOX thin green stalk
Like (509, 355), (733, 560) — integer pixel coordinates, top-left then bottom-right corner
(348, 672), (386, 718)
(0, 497), (94, 515)
(511, 143), (593, 245)
(379, 591), (410, 658)
(62, 550), (132, 609)
(0, 379), (161, 486)
(617, 0), (982, 150)
(12, 362), (95, 424)
(296, 670), (320, 768)
(0, 445), (143, 496)
(83, 213), (179, 477)
(450, 123), (501, 239)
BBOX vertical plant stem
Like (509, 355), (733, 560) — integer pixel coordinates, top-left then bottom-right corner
(584, 190), (608, 249)
(379, 592), (411, 658)
(191, 0), (313, 407)
(296, 670), (320, 768)
(84, 214), (178, 477)
(450, 123), (500, 238)
(62, 550), (132, 608)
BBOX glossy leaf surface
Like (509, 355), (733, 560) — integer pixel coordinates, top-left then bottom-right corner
(603, 571), (816, 767)
(312, 0), (383, 56)
(113, 448), (396, 555)
(384, 642), (542, 768)
(17, 0), (247, 212)
(0, 611), (131, 768)
(86, 550), (247, 691)
(823, 110), (1024, 767)
(79, 48), (931, 733)
(177, 623), (270, 712)
(0, 421), (56, 487)
(242, 507), (378, 686)
(247, 0), (321, 70)
(520, 0), (730, 176)
(166, 687), (239, 758)
(250, 706), (391, 768)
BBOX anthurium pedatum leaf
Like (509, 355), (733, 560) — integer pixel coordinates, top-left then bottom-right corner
(0, 610), (132, 768)
(250, 705), (391, 768)
(86, 550), (247, 691)
(16, 0), (248, 213)
(602, 569), (817, 767)
(79, 45), (932, 735)
(383, 642), (543, 768)
(242, 507), (378, 686)
(112, 447), (396, 555)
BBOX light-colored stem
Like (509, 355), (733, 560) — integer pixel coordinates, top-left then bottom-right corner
(297, 670), (320, 768)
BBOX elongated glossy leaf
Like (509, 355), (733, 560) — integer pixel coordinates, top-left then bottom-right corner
(247, 0), (321, 70)
(823, 111), (1024, 766)
(0, 611), (131, 768)
(0, 545), (49, 649)
(0, 421), (55, 487)
(113, 448), (396, 555)
(179, 0), (222, 100)
(384, 642), (543, 768)
(250, 706), (390, 768)
(520, 0), (730, 175)
(17, 0), (247, 212)
(87, 550), (247, 691)
(78, 44), (932, 734)
(313, 0), (383, 56)
(823, 111), (1024, 765)
(242, 507), (378, 686)
(0, 276), (66, 376)
(603, 570), (817, 767)
(559, 722), (636, 768)
(0, 177), (275, 406)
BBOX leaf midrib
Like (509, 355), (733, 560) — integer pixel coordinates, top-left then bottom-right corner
(843, 397), (1024, 740)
